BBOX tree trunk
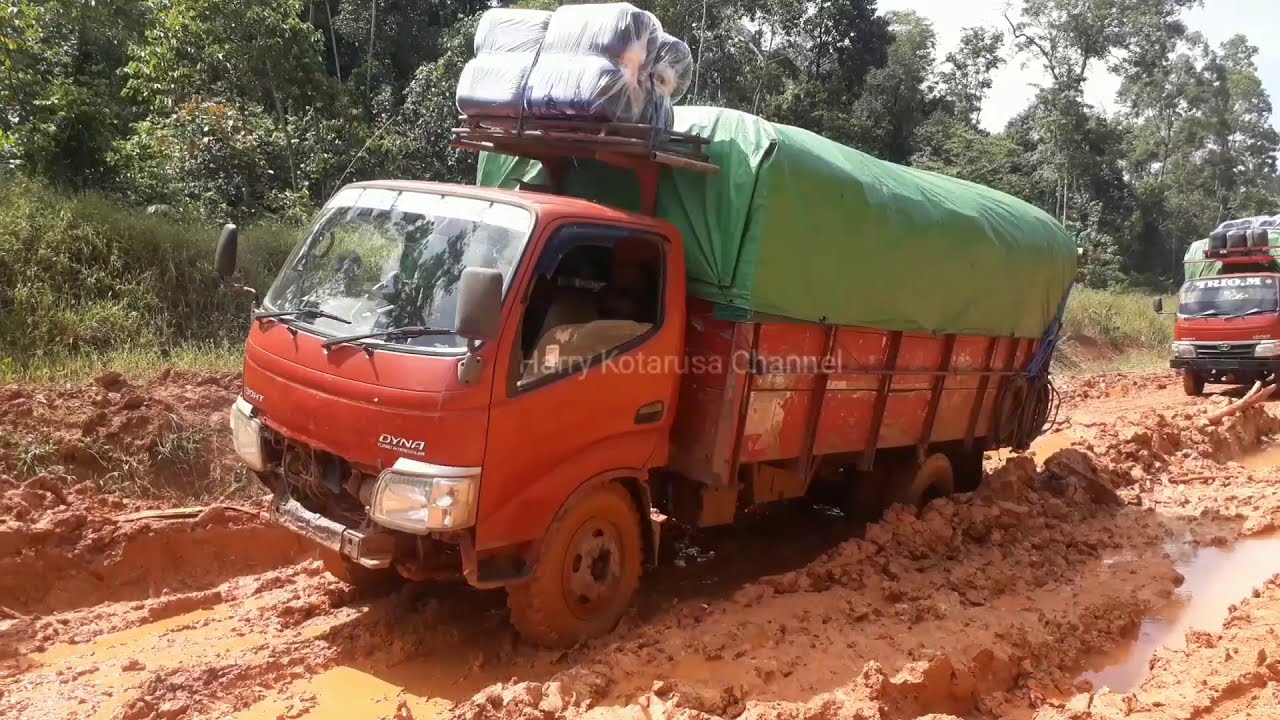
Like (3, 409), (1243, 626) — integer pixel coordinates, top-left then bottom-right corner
(326, 0), (342, 82)
(368, 0), (377, 103)
(263, 59), (300, 194)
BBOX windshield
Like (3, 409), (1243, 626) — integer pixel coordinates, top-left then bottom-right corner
(263, 187), (533, 351)
(1178, 276), (1279, 317)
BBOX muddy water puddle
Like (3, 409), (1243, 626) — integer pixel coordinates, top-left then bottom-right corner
(1079, 531), (1280, 692)
(986, 430), (1077, 466)
(1238, 443), (1280, 470)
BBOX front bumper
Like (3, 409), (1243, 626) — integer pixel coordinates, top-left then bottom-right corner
(269, 494), (395, 569)
(1170, 358), (1280, 371)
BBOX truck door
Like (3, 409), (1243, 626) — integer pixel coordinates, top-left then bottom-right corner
(477, 221), (685, 551)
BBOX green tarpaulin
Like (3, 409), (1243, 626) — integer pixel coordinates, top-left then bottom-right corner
(478, 106), (1077, 339)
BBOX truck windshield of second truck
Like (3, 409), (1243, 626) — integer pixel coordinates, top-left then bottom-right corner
(1178, 276), (1280, 319)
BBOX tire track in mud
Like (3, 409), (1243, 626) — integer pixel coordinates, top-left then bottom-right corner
(3, 371), (1280, 720)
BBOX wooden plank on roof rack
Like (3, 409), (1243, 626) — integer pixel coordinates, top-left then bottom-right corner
(450, 120), (718, 173)
(449, 136), (719, 174)
(452, 128), (707, 158)
(458, 115), (709, 145)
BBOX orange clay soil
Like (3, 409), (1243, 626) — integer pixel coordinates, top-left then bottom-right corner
(1, 370), (1279, 720)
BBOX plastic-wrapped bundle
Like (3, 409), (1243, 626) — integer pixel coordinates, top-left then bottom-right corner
(634, 33), (691, 127)
(455, 9), (552, 118)
(522, 3), (662, 122)
(649, 33), (692, 102)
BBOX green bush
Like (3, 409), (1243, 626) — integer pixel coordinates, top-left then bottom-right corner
(0, 178), (297, 364)
(1063, 286), (1173, 350)
(111, 100), (307, 222)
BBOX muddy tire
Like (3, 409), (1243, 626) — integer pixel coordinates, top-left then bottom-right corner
(1183, 369), (1205, 397)
(888, 454), (955, 511)
(507, 483), (643, 648)
(320, 549), (397, 589)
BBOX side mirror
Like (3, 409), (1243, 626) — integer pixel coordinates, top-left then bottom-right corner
(455, 267), (504, 343)
(215, 224), (239, 280)
(1152, 297), (1165, 314)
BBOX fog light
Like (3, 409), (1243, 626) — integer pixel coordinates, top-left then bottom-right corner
(229, 397), (266, 472)
(1172, 342), (1196, 359)
(370, 458), (480, 533)
(1255, 342), (1280, 357)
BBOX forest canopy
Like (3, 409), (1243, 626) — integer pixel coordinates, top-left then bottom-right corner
(2, 0), (1277, 289)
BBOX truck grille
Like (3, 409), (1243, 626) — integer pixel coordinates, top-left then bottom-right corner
(1194, 343), (1257, 360)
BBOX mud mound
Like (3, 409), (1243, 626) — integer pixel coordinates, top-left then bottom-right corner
(0, 478), (308, 616)
(0, 370), (242, 499)
(1056, 371), (1177, 411)
(1069, 400), (1280, 486)
(449, 450), (1176, 720)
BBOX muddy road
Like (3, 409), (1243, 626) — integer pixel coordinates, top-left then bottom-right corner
(3, 370), (1280, 719)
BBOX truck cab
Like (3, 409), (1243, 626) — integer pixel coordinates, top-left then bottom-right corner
(224, 181), (688, 643)
(1162, 225), (1280, 396)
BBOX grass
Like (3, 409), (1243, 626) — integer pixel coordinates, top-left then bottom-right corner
(1063, 287), (1174, 348)
(1057, 286), (1174, 374)
(0, 177), (296, 367)
(0, 343), (243, 384)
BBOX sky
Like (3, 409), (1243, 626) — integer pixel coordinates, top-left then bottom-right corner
(878, 0), (1280, 132)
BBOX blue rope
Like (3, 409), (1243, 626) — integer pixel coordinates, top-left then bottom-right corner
(1026, 285), (1072, 379)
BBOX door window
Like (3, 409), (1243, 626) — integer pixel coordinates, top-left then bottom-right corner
(514, 226), (664, 389)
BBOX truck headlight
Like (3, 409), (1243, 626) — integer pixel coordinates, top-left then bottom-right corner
(370, 458), (480, 533)
(1171, 342), (1197, 358)
(229, 397), (267, 472)
(1256, 342), (1280, 357)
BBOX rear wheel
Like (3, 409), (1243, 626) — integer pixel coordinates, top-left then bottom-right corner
(888, 453), (955, 511)
(1182, 369), (1205, 397)
(507, 483), (642, 648)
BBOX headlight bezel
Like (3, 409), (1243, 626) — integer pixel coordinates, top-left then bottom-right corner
(369, 458), (481, 534)
(1255, 342), (1280, 357)
(1171, 342), (1197, 358)
(229, 397), (267, 472)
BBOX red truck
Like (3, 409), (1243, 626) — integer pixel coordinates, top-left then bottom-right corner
(216, 108), (1076, 646)
(1158, 225), (1280, 396)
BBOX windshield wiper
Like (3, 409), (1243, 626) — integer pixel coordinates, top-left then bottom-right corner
(1193, 309), (1225, 317)
(321, 326), (455, 349)
(1225, 308), (1273, 320)
(255, 308), (352, 325)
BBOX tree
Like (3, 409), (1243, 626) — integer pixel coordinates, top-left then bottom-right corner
(1199, 35), (1280, 220)
(0, 0), (147, 188)
(125, 0), (334, 193)
(840, 10), (938, 161)
(937, 27), (1004, 127)
(1005, 0), (1200, 92)
(111, 101), (302, 221)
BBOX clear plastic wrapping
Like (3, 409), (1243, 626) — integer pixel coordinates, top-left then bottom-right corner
(522, 3), (660, 122)
(455, 9), (552, 119)
(455, 3), (693, 127)
(649, 33), (692, 102)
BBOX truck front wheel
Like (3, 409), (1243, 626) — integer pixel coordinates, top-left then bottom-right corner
(1182, 369), (1205, 397)
(507, 483), (643, 648)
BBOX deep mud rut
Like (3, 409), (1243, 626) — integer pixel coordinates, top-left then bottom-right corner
(3, 371), (1280, 720)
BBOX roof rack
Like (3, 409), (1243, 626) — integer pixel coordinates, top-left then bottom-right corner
(450, 115), (719, 175)
(1187, 245), (1280, 266)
